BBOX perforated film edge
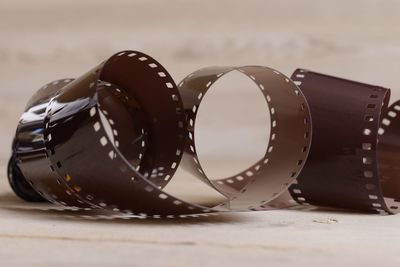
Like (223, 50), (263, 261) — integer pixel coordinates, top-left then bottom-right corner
(179, 66), (312, 211)
(289, 69), (392, 214)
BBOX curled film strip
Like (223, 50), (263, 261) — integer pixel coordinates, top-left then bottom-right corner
(7, 51), (311, 218)
(8, 50), (400, 217)
(288, 69), (400, 215)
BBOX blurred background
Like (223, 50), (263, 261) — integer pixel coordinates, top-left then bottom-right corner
(1, 0), (400, 172)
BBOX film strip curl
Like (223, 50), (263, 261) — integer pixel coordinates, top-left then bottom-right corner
(7, 51), (311, 218)
(9, 50), (400, 217)
(178, 66), (311, 211)
(288, 69), (400, 215)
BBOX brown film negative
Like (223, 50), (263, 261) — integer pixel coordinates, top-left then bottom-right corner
(9, 50), (400, 217)
(7, 51), (311, 218)
(289, 69), (400, 214)
(178, 66), (311, 211)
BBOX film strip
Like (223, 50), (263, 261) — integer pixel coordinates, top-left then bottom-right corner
(288, 69), (400, 214)
(8, 50), (400, 217)
(7, 51), (311, 218)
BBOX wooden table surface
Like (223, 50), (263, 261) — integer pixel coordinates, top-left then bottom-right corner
(1, 0), (400, 266)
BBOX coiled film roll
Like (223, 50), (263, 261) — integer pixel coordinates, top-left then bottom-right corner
(10, 50), (400, 217)
(7, 51), (311, 218)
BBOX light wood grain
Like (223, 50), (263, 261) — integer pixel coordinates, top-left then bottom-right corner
(1, 0), (400, 266)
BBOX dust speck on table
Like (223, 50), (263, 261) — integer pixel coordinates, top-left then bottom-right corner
(312, 218), (339, 224)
